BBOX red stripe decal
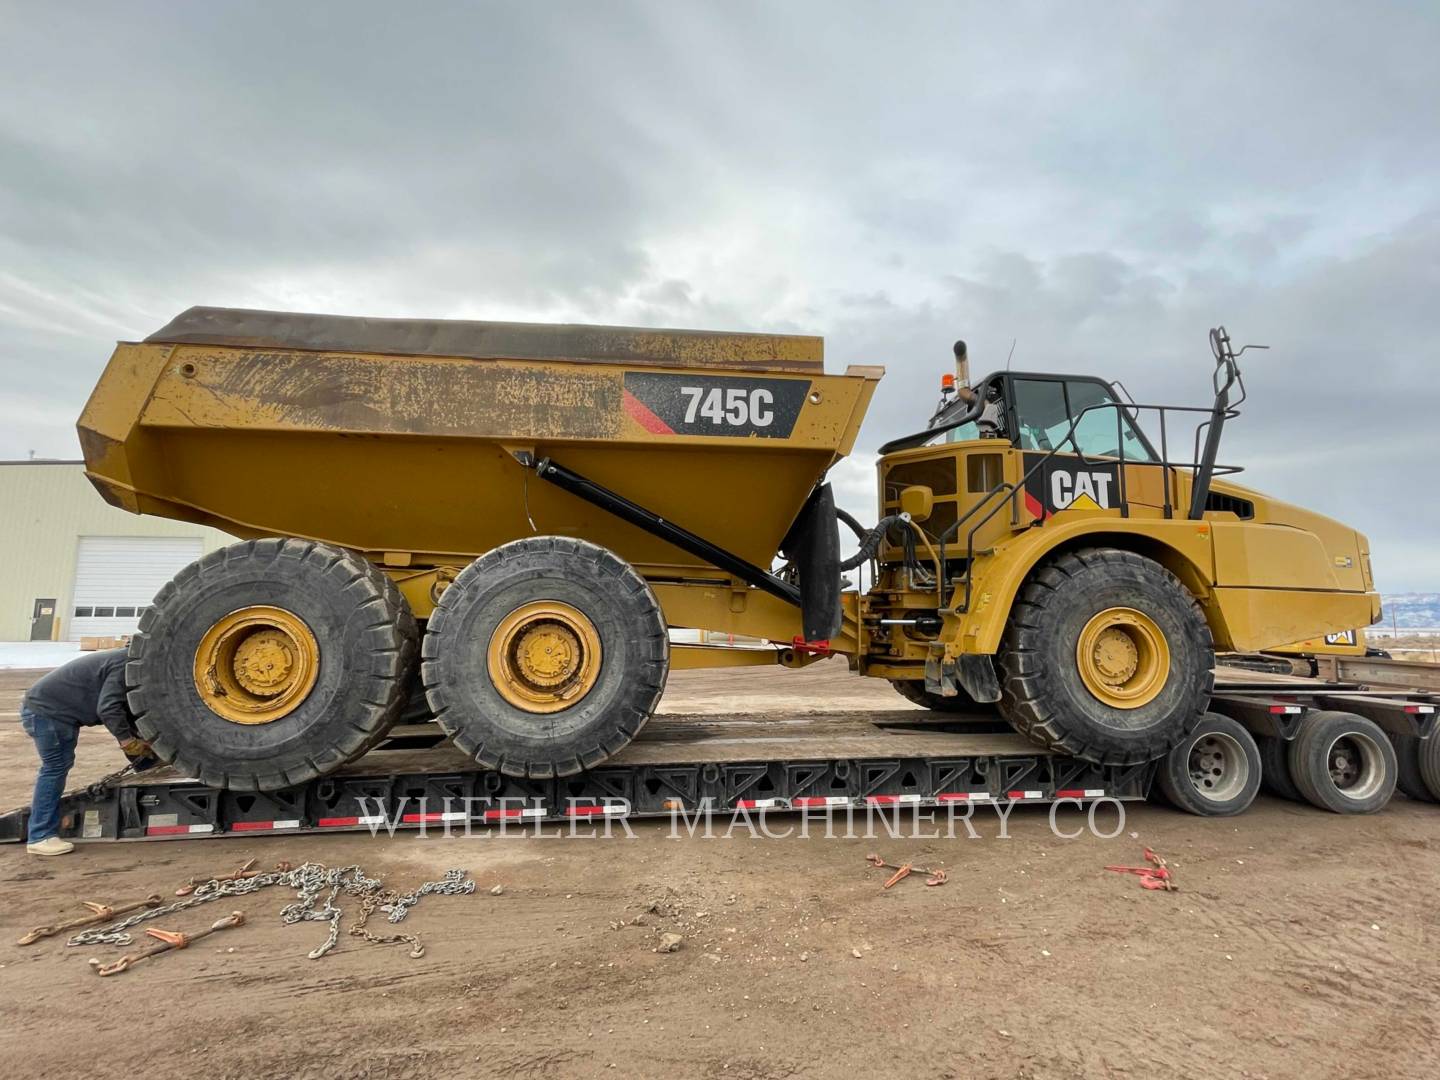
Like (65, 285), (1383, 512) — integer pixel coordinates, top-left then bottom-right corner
(402, 812), (443, 823)
(1055, 789), (1083, 799)
(318, 816), (359, 827)
(622, 389), (675, 435)
(145, 824), (192, 836)
(1024, 490), (1047, 521)
(232, 821), (273, 832)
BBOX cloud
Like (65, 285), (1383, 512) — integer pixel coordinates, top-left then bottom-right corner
(2, 2), (1437, 587)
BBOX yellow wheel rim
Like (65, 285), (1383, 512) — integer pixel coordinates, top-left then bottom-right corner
(192, 606), (320, 725)
(488, 601), (602, 713)
(1075, 606), (1169, 709)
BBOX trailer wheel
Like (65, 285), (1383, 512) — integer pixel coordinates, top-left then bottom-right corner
(1387, 733), (1436, 803)
(1155, 713), (1261, 816)
(1288, 711), (1396, 814)
(891, 680), (982, 713)
(1418, 732), (1440, 801)
(422, 536), (668, 778)
(997, 548), (1213, 764)
(127, 539), (417, 791)
(1256, 734), (1305, 802)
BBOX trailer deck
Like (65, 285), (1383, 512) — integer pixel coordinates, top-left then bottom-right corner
(3, 664), (1435, 843)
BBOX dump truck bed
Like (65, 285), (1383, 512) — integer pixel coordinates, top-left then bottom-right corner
(79, 308), (880, 572)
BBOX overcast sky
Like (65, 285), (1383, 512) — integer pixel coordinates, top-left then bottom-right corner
(2, 3), (1437, 589)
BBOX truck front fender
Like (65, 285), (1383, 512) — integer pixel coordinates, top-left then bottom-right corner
(950, 518), (1222, 655)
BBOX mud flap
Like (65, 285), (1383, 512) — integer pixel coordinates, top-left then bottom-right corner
(781, 483), (842, 641)
(925, 651), (1002, 703)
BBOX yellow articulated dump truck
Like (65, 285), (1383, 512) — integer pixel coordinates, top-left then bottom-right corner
(78, 309), (1379, 791)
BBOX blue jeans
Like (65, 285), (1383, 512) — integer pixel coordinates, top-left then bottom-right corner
(20, 707), (78, 844)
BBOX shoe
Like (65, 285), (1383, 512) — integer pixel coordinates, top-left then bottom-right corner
(26, 836), (75, 856)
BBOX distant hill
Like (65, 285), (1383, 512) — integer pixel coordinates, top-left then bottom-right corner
(1375, 593), (1440, 630)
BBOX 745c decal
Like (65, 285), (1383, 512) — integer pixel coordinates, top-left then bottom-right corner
(622, 372), (810, 438)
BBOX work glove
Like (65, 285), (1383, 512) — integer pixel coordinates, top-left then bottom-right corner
(118, 737), (155, 771)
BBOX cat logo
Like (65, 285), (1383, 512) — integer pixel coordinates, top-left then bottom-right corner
(1051, 470), (1113, 511)
(1324, 630), (1358, 646)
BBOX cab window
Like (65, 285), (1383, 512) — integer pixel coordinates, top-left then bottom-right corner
(1012, 378), (1155, 462)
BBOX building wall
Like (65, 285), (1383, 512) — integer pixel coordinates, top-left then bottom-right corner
(0, 461), (234, 640)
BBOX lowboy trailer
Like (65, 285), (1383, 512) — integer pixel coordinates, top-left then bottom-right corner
(4, 663), (1435, 844)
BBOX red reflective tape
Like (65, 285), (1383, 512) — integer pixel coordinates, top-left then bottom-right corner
(318, 814), (385, 828)
(792, 797), (848, 808)
(1055, 790), (1084, 799)
(235, 819), (300, 832)
(565, 804), (627, 817)
(144, 823), (214, 836)
(865, 794), (922, 805)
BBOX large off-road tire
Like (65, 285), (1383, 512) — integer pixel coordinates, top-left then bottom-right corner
(891, 680), (982, 713)
(997, 548), (1214, 765)
(1288, 711), (1396, 814)
(1155, 713), (1261, 817)
(1421, 733), (1440, 801)
(422, 536), (668, 778)
(127, 539), (417, 791)
(1257, 734), (1306, 802)
(1387, 732), (1437, 803)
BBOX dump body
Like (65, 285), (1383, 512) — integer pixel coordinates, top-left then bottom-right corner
(79, 308), (879, 574)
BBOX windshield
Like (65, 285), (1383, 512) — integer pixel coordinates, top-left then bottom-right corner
(1011, 377), (1155, 461)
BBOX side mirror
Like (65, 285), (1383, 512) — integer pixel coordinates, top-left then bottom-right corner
(899, 485), (934, 523)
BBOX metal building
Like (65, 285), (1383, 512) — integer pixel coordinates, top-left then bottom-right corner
(0, 461), (232, 642)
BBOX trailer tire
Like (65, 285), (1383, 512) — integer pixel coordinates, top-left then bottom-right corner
(1256, 734), (1305, 802)
(1387, 733), (1436, 803)
(891, 680), (982, 713)
(997, 548), (1214, 765)
(1288, 711), (1396, 814)
(1155, 713), (1261, 817)
(1418, 732), (1440, 801)
(422, 536), (668, 778)
(127, 539), (417, 791)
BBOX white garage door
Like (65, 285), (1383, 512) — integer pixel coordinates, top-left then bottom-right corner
(67, 536), (204, 641)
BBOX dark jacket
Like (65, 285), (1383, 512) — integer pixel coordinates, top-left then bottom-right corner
(21, 648), (137, 741)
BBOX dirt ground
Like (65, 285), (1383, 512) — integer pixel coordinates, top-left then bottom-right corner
(1, 661), (1437, 1080)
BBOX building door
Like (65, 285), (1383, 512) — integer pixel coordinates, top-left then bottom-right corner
(67, 537), (204, 641)
(30, 598), (57, 641)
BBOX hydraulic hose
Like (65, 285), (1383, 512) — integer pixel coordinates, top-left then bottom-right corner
(839, 513), (907, 572)
(836, 507), (868, 540)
